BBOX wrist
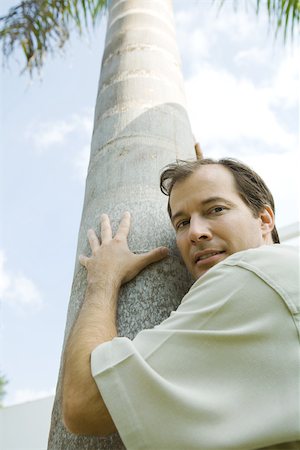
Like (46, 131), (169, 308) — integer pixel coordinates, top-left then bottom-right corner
(82, 279), (120, 318)
(86, 276), (121, 301)
(87, 273), (122, 291)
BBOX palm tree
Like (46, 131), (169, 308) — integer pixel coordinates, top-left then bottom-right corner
(47, 0), (194, 448)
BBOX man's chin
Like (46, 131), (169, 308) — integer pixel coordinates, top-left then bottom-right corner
(188, 266), (207, 280)
(193, 270), (207, 280)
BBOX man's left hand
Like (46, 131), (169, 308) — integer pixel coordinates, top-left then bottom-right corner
(79, 212), (169, 287)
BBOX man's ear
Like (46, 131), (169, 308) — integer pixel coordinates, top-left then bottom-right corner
(259, 205), (275, 241)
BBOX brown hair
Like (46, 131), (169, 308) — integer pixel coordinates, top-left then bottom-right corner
(160, 158), (280, 244)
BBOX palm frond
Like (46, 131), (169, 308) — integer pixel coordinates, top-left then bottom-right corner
(0, 373), (8, 406)
(1, 0), (299, 76)
(256, 0), (300, 40)
(0, 0), (108, 75)
(215, 0), (299, 41)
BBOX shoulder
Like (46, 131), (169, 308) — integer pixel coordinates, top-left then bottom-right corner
(189, 244), (299, 316)
(222, 244), (298, 271)
(149, 245), (298, 340)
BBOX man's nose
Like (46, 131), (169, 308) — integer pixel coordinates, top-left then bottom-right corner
(188, 216), (212, 244)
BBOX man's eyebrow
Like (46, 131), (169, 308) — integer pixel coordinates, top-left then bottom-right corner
(171, 197), (235, 224)
(171, 210), (186, 224)
(201, 196), (235, 206)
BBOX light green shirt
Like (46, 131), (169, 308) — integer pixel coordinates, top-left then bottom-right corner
(92, 245), (300, 450)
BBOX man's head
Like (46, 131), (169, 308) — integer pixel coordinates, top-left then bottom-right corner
(160, 158), (279, 279)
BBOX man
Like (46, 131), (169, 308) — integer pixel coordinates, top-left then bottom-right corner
(62, 158), (299, 449)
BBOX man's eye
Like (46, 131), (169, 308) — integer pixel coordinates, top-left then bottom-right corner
(176, 220), (189, 230)
(211, 206), (226, 214)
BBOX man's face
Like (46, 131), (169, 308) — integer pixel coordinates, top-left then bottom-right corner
(170, 164), (272, 279)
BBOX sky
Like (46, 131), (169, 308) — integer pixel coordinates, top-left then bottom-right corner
(0, 0), (299, 406)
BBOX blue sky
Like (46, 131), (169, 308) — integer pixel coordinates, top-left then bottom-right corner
(0, 0), (299, 406)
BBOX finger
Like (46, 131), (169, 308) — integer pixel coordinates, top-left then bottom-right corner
(116, 211), (131, 240)
(139, 246), (169, 269)
(100, 214), (112, 243)
(87, 228), (100, 251)
(79, 254), (89, 267)
(195, 142), (203, 160)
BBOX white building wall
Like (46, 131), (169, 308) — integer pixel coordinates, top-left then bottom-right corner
(0, 396), (54, 450)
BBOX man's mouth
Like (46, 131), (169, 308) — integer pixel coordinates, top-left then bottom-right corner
(194, 250), (225, 264)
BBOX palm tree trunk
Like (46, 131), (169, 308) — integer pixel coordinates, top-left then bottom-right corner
(48, 0), (194, 448)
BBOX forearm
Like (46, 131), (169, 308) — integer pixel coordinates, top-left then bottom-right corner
(62, 278), (120, 435)
(76, 278), (119, 343)
(62, 212), (168, 435)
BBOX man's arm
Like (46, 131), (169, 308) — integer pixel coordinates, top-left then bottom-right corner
(62, 212), (168, 436)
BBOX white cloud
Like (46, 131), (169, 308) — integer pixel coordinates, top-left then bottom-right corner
(29, 120), (75, 148)
(175, 10), (211, 60)
(73, 144), (90, 182)
(174, 1), (270, 72)
(234, 47), (270, 66)
(0, 250), (43, 313)
(185, 64), (296, 151)
(78, 114), (94, 134)
(26, 110), (93, 183)
(4, 387), (55, 406)
(26, 111), (93, 151)
(242, 150), (300, 228)
(212, 5), (269, 41)
(271, 50), (299, 108)
(0, 252), (10, 297)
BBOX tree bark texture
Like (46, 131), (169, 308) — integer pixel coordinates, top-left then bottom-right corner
(48, 0), (195, 448)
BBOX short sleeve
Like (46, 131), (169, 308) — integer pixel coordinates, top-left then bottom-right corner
(91, 263), (300, 450)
